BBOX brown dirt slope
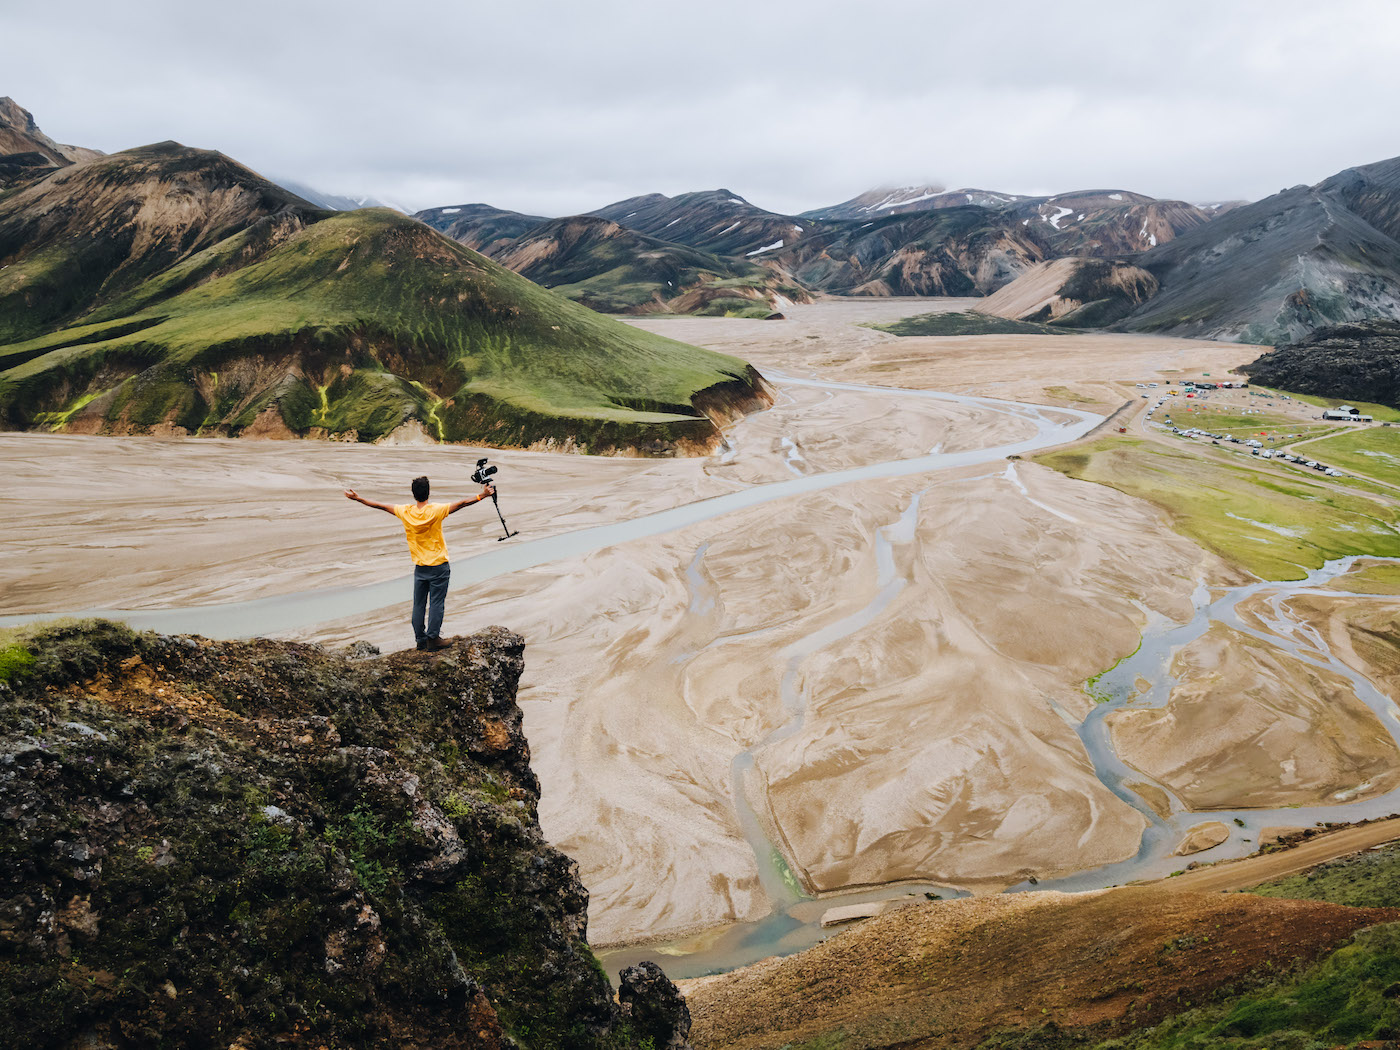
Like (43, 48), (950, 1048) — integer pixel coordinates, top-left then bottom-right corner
(684, 887), (1397, 1050)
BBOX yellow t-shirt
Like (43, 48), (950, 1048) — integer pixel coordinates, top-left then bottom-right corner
(393, 502), (450, 566)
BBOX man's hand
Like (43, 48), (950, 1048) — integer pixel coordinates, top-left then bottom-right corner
(481, 483), (495, 499)
(344, 489), (360, 502)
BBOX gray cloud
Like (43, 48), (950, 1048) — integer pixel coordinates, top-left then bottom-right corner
(6, 0), (1400, 215)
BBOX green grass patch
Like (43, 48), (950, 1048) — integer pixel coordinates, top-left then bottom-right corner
(1249, 841), (1400, 909)
(1296, 427), (1400, 487)
(0, 643), (35, 682)
(1331, 560), (1400, 595)
(1084, 639), (1142, 703)
(1163, 404), (1327, 437)
(870, 310), (1075, 338)
(1043, 385), (1106, 405)
(1036, 435), (1400, 580)
(693, 297), (772, 319)
(1257, 387), (1400, 423)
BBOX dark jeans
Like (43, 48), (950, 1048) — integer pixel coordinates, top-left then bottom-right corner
(412, 562), (451, 644)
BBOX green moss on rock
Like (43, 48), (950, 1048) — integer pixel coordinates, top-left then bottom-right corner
(0, 621), (674, 1048)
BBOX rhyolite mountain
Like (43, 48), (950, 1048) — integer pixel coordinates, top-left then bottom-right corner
(999, 190), (1213, 256)
(801, 184), (1215, 255)
(766, 205), (1046, 296)
(1114, 156), (1400, 344)
(0, 620), (691, 1048)
(493, 215), (807, 316)
(798, 184), (962, 220)
(0, 96), (102, 187)
(974, 257), (1161, 327)
(417, 205), (809, 317)
(588, 189), (818, 258)
(590, 186), (1211, 293)
(0, 139), (770, 452)
(418, 202), (552, 257)
(419, 183), (1225, 312)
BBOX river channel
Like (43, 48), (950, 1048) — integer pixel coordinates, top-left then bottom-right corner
(10, 377), (1400, 980)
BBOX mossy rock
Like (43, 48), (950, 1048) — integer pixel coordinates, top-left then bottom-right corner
(0, 620), (659, 1048)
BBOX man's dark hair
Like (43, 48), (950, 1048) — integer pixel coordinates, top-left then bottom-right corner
(411, 476), (430, 501)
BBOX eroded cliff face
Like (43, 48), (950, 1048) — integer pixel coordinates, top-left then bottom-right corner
(0, 622), (687, 1049)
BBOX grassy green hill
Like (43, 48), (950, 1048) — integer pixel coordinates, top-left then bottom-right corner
(0, 145), (769, 451)
(870, 310), (1072, 337)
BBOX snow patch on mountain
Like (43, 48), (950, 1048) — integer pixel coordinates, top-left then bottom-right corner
(865, 188), (943, 212)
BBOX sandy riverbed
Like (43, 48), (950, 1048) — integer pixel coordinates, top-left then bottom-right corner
(6, 297), (1383, 947)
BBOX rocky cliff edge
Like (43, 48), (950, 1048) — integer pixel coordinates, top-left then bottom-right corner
(0, 621), (688, 1049)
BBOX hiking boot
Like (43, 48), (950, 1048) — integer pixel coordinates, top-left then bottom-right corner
(424, 636), (453, 651)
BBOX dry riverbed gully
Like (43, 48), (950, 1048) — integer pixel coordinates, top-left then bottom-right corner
(5, 299), (1398, 979)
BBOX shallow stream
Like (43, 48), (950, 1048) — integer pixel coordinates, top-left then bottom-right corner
(12, 377), (1400, 981)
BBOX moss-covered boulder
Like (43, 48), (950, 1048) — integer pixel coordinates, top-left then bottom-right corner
(0, 621), (672, 1048)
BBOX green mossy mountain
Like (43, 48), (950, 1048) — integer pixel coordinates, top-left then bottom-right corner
(0, 142), (770, 451)
(0, 621), (688, 1049)
(871, 310), (1073, 337)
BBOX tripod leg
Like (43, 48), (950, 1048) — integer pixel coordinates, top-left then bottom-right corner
(491, 493), (512, 537)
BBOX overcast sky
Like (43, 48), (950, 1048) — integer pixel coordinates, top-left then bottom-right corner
(7, 0), (1400, 216)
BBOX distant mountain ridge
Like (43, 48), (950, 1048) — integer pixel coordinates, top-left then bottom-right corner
(418, 194), (811, 316)
(589, 188), (819, 258)
(493, 214), (808, 316)
(417, 202), (550, 256)
(272, 176), (406, 214)
(419, 181), (1226, 312)
(1115, 156), (1400, 344)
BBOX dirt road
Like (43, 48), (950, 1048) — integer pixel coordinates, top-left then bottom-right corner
(1156, 817), (1400, 894)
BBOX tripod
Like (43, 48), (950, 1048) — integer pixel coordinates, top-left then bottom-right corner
(473, 458), (518, 541)
(489, 489), (518, 541)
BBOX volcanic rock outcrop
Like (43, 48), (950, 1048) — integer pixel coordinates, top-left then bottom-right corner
(0, 621), (684, 1048)
(1243, 319), (1400, 407)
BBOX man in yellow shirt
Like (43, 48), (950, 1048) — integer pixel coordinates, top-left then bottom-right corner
(344, 475), (495, 650)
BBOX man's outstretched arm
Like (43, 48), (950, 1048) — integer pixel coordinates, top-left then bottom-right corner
(344, 490), (397, 515)
(447, 484), (495, 514)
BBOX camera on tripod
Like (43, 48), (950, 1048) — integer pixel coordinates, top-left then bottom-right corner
(471, 458), (517, 541)
(472, 458), (498, 486)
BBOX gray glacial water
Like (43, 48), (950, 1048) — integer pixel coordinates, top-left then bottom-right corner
(13, 376), (1398, 981)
